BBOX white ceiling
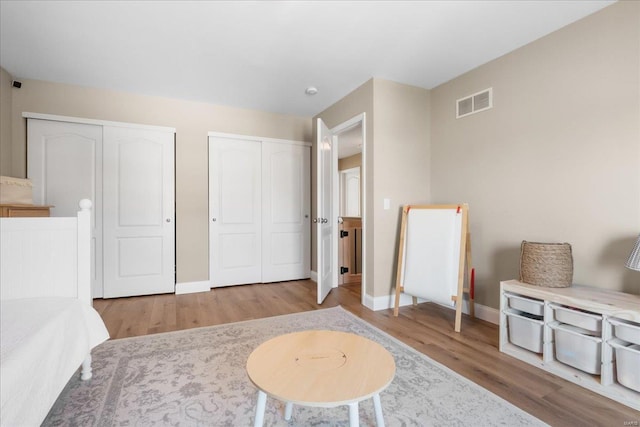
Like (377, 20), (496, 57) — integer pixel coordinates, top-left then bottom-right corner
(0, 1), (615, 117)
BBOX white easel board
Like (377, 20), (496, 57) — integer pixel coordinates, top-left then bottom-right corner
(394, 204), (473, 332)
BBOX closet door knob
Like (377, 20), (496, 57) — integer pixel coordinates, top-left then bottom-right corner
(166, 218), (171, 223)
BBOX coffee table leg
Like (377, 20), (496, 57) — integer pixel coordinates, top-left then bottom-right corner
(348, 402), (359, 427)
(284, 402), (293, 420)
(373, 393), (385, 427)
(254, 390), (267, 427)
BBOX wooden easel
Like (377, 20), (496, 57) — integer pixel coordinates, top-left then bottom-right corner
(393, 204), (474, 333)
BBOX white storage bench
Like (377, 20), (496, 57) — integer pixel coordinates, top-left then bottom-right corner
(500, 280), (640, 411)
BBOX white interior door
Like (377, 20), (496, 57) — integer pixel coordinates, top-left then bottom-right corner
(102, 126), (175, 298)
(317, 118), (335, 304)
(209, 136), (262, 287)
(262, 142), (310, 282)
(27, 119), (104, 298)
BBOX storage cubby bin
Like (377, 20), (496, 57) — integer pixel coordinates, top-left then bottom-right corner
(505, 293), (544, 316)
(506, 311), (544, 353)
(500, 280), (640, 411)
(609, 318), (640, 346)
(609, 341), (640, 392)
(553, 323), (602, 374)
(551, 304), (602, 334)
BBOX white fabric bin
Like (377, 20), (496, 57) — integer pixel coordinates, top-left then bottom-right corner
(553, 323), (602, 374)
(551, 304), (602, 334)
(506, 311), (544, 353)
(506, 293), (544, 316)
(0, 176), (33, 204)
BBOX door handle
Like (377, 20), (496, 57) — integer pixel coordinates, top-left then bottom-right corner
(313, 218), (318, 223)
(166, 218), (171, 223)
(321, 218), (328, 224)
(212, 218), (217, 222)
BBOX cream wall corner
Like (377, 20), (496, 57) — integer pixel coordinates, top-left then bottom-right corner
(430, 0), (640, 308)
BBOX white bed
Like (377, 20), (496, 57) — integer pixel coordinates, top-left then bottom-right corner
(0, 199), (109, 426)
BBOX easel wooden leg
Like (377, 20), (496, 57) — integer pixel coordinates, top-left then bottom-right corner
(454, 299), (463, 333)
(393, 285), (402, 317)
(393, 207), (410, 317)
(467, 233), (474, 319)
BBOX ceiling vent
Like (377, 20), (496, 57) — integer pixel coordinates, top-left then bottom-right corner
(456, 88), (493, 118)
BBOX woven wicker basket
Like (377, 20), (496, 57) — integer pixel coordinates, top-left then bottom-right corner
(519, 241), (573, 288)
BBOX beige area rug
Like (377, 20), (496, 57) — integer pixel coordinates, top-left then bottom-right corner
(44, 306), (546, 426)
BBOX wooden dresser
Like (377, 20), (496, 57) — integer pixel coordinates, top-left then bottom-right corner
(0, 204), (52, 217)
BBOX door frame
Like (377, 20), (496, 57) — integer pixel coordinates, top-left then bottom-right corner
(329, 113), (367, 306)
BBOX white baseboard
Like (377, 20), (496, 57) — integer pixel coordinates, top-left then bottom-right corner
(473, 302), (500, 324)
(365, 292), (499, 325)
(175, 280), (210, 295)
(305, 274), (499, 325)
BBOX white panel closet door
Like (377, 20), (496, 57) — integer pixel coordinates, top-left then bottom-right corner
(102, 126), (175, 298)
(261, 142), (310, 282)
(27, 119), (104, 298)
(209, 137), (262, 287)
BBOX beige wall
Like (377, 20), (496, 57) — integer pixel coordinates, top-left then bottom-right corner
(7, 78), (312, 284)
(338, 153), (361, 171)
(0, 67), (12, 175)
(430, 0), (640, 308)
(314, 78), (430, 299)
(371, 79), (430, 297)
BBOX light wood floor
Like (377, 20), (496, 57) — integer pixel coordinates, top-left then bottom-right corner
(93, 280), (639, 426)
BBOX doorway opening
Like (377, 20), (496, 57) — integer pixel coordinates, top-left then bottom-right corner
(331, 114), (366, 305)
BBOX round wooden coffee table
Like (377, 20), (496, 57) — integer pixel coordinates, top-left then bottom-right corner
(246, 330), (395, 427)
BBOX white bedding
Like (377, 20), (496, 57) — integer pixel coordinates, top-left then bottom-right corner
(0, 297), (109, 426)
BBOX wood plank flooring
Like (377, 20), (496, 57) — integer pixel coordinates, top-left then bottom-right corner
(93, 280), (639, 426)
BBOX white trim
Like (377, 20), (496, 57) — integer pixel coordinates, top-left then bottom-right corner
(175, 281), (210, 295)
(473, 303), (500, 325)
(22, 112), (176, 133)
(207, 131), (311, 147)
(367, 292), (499, 325)
(310, 270), (318, 283)
(330, 113), (366, 307)
(331, 113), (365, 134)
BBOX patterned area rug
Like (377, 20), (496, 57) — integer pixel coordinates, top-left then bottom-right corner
(44, 306), (546, 426)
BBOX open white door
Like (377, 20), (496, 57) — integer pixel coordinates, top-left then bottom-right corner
(317, 118), (335, 303)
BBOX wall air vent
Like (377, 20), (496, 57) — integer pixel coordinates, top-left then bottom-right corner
(456, 88), (493, 118)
